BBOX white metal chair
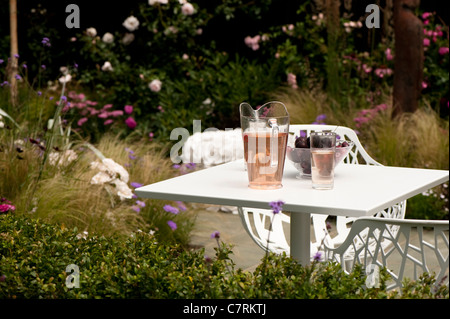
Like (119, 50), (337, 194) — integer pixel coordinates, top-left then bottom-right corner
(324, 217), (449, 292)
(238, 124), (407, 260)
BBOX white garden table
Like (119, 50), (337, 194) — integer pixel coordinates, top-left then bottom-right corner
(135, 160), (449, 266)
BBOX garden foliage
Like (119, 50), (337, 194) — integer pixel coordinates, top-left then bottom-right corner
(0, 214), (447, 299)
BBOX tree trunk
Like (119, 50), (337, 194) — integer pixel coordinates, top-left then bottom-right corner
(392, 0), (423, 117)
(325, 0), (341, 103)
(9, 0), (19, 108)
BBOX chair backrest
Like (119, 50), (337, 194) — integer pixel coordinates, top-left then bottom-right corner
(324, 217), (449, 292)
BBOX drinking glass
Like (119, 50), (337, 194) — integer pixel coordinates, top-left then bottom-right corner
(310, 131), (336, 190)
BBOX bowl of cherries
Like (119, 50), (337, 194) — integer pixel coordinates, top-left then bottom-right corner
(286, 132), (353, 179)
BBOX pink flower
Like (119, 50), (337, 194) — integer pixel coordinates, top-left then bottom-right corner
(0, 204), (15, 213)
(287, 73), (298, 89)
(125, 117), (137, 129)
(374, 67), (393, 78)
(244, 35), (261, 51)
(422, 12), (432, 20)
(423, 38), (430, 47)
(124, 105), (133, 114)
(110, 110), (124, 117)
(362, 64), (372, 73)
(385, 48), (393, 61)
(103, 104), (113, 110)
(181, 2), (195, 16)
(77, 117), (88, 126)
(439, 47), (449, 55)
(104, 119), (114, 125)
(421, 81), (428, 90)
(98, 112), (109, 119)
(149, 79), (162, 92)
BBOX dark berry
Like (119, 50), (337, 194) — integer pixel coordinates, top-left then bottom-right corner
(295, 136), (308, 148)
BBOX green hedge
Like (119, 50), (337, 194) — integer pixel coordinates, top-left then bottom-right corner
(0, 214), (447, 299)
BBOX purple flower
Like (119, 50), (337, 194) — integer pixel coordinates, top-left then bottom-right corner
(210, 231), (220, 239)
(131, 182), (143, 188)
(131, 205), (141, 213)
(269, 200), (285, 214)
(41, 65), (46, 70)
(316, 114), (326, 122)
(163, 204), (179, 215)
(14, 54), (19, 59)
(42, 37), (51, 47)
(185, 162), (196, 169)
(176, 201), (187, 211)
(0, 81), (9, 87)
(167, 220), (177, 231)
(136, 200), (146, 207)
(0, 59), (4, 64)
(14, 74), (21, 80)
(313, 251), (322, 262)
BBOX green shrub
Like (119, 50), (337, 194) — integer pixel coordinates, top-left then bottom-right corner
(1, 214), (447, 299)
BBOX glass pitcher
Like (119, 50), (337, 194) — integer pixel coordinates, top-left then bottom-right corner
(240, 101), (290, 189)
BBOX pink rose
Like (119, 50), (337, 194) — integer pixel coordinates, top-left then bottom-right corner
(181, 2), (195, 16)
(125, 117), (137, 129)
(149, 79), (162, 92)
(423, 38), (430, 47)
(438, 47), (449, 55)
(124, 105), (133, 114)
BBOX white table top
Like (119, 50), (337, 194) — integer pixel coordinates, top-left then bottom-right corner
(135, 160), (449, 217)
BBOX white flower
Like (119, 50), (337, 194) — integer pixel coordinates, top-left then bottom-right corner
(0, 121), (4, 129)
(181, 2), (195, 16)
(101, 61), (114, 72)
(90, 158), (133, 200)
(123, 16), (139, 32)
(58, 74), (72, 84)
(149, 0), (168, 5)
(86, 27), (97, 37)
(91, 171), (113, 185)
(102, 32), (114, 44)
(48, 149), (78, 167)
(59, 66), (69, 75)
(122, 33), (135, 45)
(76, 231), (89, 240)
(102, 158), (129, 183)
(112, 179), (134, 200)
(149, 79), (162, 92)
